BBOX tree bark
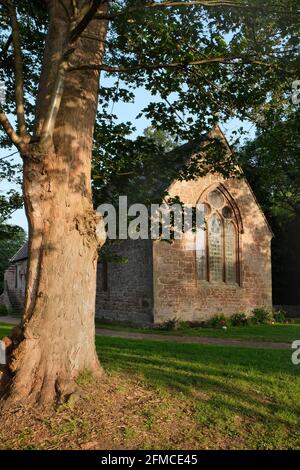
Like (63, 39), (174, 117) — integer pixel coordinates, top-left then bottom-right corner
(1, 1), (108, 405)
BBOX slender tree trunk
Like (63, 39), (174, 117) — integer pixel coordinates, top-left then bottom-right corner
(2, 1), (108, 405)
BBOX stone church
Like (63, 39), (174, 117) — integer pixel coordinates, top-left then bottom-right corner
(1, 126), (273, 325)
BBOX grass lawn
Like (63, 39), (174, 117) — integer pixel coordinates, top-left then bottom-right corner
(95, 320), (300, 343)
(2, 318), (300, 343)
(0, 323), (13, 337)
(1, 322), (300, 449)
(95, 336), (300, 449)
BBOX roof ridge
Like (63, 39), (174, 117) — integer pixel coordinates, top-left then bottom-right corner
(10, 241), (28, 263)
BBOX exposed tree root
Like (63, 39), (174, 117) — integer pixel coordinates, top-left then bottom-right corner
(0, 327), (103, 408)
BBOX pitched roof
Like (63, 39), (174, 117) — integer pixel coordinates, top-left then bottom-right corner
(125, 135), (208, 206)
(10, 241), (28, 263)
(158, 124), (273, 236)
(7, 126), (273, 266)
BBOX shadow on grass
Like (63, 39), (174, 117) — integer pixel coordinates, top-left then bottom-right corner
(96, 336), (300, 429)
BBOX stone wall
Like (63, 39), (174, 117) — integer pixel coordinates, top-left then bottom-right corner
(152, 172), (273, 324)
(0, 260), (27, 315)
(0, 170), (272, 326)
(95, 239), (154, 325)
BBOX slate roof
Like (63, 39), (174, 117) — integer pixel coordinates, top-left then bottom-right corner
(10, 241), (28, 263)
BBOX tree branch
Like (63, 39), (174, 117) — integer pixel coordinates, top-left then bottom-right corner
(0, 110), (23, 149)
(0, 33), (12, 64)
(57, 0), (71, 20)
(142, 1), (300, 15)
(145, 0), (246, 6)
(69, 0), (108, 44)
(71, 0), (79, 17)
(67, 55), (279, 74)
(39, 61), (68, 146)
(5, 0), (28, 138)
(39, 1), (109, 147)
(93, 0), (300, 20)
(0, 150), (19, 161)
(39, 0), (110, 146)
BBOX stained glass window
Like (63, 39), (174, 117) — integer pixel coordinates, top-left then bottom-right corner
(196, 189), (240, 284)
(225, 222), (237, 283)
(196, 222), (207, 280)
(208, 214), (223, 282)
(208, 190), (224, 209)
(222, 205), (233, 219)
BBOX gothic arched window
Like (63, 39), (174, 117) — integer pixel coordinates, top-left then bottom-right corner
(208, 214), (223, 282)
(196, 188), (240, 284)
(225, 221), (238, 283)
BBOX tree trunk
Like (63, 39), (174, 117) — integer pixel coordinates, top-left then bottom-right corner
(1, 1), (108, 405)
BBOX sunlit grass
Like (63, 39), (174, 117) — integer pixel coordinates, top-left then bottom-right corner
(2, 319), (300, 343)
(1, 321), (300, 448)
(96, 335), (300, 449)
(0, 323), (13, 338)
(95, 321), (300, 343)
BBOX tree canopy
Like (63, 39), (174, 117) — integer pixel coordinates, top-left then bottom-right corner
(0, 154), (22, 223)
(240, 110), (300, 221)
(1, 0), (299, 300)
(0, 0), (299, 406)
(1, 0), (298, 217)
(1, 0), (299, 150)
(240, 107), (300, 305)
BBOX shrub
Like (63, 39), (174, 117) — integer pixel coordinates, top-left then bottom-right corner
(251, 308), (271, 324)
(0, 304), (8, 316)
(177, 321), (191, 330)
(230, 312), (248, 326)
(272, 309), (286, 323)
(209, 314), (229, 329)
(158, 317), (181, 331)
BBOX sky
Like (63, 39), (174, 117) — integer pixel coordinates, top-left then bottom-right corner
(0, 76), (256, 234)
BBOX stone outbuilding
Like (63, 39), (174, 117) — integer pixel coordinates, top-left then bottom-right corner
(0, 242), (28, 315)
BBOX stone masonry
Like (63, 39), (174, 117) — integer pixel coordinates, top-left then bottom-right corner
(151, 173), (272, 324)
(2, 127), (273, 325)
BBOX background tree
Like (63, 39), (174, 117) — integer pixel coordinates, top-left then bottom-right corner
(0, 154), (23, 223)
(92, 123), (180, 207)
(239, 109), (300, 306)
(0, 0), (299, 405)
